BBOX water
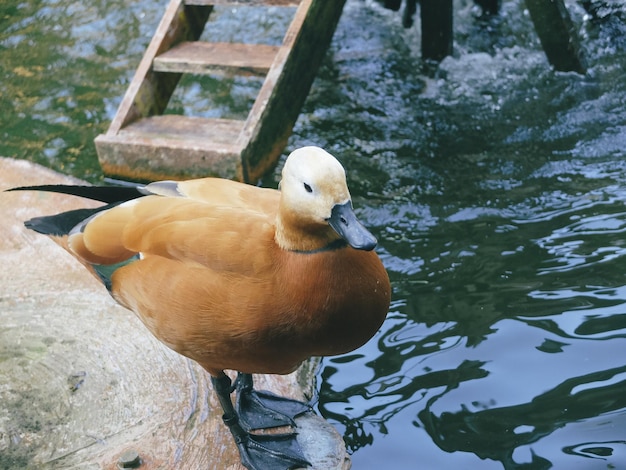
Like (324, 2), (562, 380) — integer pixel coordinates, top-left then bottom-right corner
(2, 0), (626, 468)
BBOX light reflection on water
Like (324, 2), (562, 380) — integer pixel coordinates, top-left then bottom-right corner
(2, 0), (626, 468)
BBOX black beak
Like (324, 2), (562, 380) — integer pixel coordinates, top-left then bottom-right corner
(327, 201), (377, 251)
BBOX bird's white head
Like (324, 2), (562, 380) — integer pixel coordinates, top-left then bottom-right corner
(277, 146), (377, 252)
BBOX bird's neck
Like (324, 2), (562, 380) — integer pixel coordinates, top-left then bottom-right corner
(274, 214), (342, 253)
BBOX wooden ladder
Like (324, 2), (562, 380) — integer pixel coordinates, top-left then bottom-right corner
(95, 0), (345, 183)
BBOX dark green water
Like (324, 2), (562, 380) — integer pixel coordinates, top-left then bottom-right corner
(2, 0), (626, 468)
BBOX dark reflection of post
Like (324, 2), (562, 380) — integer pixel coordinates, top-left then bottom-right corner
(420, 0), (453, 67)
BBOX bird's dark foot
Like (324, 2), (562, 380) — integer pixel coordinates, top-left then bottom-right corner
(211, 374), (311, 469)
(235, 373), (312, 431)
(231, 421), (311, 470)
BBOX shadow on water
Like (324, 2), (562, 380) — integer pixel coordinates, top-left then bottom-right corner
(2, 0), (626, 468)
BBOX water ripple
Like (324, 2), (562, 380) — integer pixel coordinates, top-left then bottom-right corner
(563, 440), (626, 461)
(534, 209), (626, 273)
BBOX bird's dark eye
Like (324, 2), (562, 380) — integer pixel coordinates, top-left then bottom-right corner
(303, 182), (313, 193)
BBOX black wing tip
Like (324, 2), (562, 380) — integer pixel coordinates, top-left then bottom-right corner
(24, 216), (66, 236)
(22, 206), (119, 236)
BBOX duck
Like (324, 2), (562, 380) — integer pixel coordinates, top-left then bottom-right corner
(11, 146), (391, 470)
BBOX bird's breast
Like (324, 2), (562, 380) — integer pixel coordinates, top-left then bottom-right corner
(271, 247), (391, 358)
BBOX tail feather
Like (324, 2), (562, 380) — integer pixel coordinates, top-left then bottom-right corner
(8, 183), (148, 236)
(10, 183), (146, 289)
(7, 184), (146, 204)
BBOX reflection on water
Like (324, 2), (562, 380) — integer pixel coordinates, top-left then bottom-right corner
(0, 0), (161, 180)
(2, 0), (626, 468)
(305, 1), (626, 469)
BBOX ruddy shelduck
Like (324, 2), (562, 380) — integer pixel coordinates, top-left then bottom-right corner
(11, 146), (391, 469)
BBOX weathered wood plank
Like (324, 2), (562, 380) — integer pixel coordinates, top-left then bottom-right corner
(153, 42), (280, 76)
(96, 138), (242, 181)
(119, 114), (244, 143)
(96, 115), (245, 181)
(239, 0), (346, 182)
(97, 0), (344, 183)
(107, 0), (212, 134)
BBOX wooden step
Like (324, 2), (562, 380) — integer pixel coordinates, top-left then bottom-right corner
(153, 42), (280, 76)
(95, 115), (246, 181)
(96, 0), (346, 183)
(185, 0), (300, 6)
(115, 114), (244, 144)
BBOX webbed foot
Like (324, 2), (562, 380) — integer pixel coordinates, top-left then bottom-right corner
(236, 373), (311, 431)
(235, 428), (311, 470)
(211, 373), (311, 469)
